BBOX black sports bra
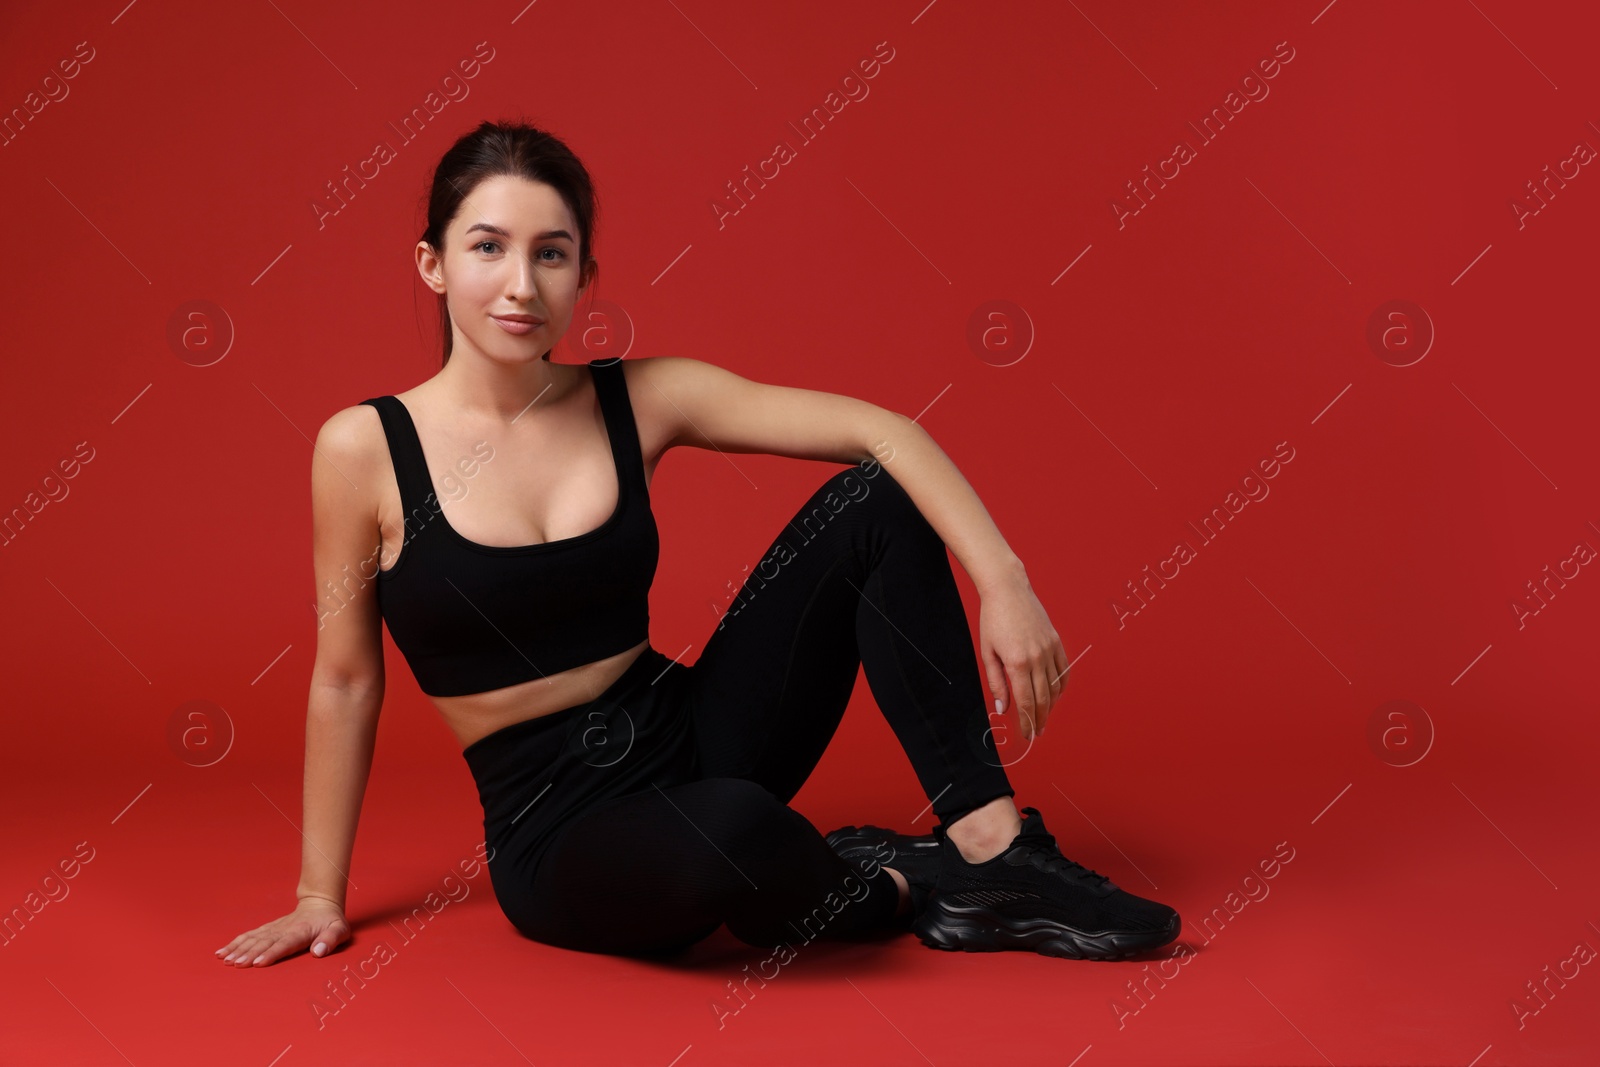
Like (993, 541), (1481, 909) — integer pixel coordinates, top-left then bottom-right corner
(359, 359), (659, 697)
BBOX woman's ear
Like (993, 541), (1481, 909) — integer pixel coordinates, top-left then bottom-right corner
(415, 240), (447, 295)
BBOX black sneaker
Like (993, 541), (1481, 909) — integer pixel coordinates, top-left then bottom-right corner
(912, 806), (1180, 960)
(823, 823), (942, 918)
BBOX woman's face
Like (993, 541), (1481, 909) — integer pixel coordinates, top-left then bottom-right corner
(418, 174), (588, 364)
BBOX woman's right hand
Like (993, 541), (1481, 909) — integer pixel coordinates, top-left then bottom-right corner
(215, 896), (351, 968)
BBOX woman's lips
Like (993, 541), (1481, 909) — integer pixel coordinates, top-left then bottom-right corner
(492, 316), (543, 335)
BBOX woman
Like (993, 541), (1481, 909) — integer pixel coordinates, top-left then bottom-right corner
(216, 120), (1180, 966)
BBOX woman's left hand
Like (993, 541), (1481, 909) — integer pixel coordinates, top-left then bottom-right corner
(977, 575), (1069, 742)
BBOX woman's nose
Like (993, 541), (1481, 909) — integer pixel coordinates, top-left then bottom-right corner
(507, 249), (539, 298)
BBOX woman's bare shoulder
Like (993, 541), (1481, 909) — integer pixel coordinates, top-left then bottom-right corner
(616, 355), (736, 416)
(616, 356), (730, 461)
(314, 401), (388, 470)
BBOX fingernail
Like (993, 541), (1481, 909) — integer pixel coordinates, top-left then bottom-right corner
(252, 954), (265, 965)
(994, 699), (1003, 714)
(313, 943), (326, 957)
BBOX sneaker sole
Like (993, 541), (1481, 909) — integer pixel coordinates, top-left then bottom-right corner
(913, 902), (1180, 961)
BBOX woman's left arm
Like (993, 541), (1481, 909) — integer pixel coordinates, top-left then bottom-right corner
(635, 356), (1069, 740)
(858, 413), (1069, 741)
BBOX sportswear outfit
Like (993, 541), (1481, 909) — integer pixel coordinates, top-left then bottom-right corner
(359, 359), (1019, 955)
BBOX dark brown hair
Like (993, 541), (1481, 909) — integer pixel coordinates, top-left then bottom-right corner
(419, 120), (600, 365)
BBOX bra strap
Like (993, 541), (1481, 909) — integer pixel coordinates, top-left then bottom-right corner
(589, 360), (649, 494)
(360, 396), (439, 517)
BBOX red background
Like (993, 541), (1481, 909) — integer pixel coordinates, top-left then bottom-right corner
(2, 1), (1596, 1064)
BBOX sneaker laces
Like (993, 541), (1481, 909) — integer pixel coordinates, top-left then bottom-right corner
(1013, 827), (1113, 888)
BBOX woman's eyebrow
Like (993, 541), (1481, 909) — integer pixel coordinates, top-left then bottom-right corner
(464, 222), (574, 241)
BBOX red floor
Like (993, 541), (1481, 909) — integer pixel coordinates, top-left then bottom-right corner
(4, 665), (1595, 1065)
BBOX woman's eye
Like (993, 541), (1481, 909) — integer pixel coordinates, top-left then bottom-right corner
(472, 242), (564, 260)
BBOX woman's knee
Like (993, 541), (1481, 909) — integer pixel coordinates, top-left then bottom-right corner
(812, 463), (938, 541)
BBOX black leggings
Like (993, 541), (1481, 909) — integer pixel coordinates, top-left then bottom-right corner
(461, 462), (1017, 956)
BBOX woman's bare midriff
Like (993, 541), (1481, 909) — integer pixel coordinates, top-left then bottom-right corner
(430, 637), (651, 750)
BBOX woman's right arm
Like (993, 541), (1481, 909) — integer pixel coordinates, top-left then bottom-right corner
(216, 405), (389, 967)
